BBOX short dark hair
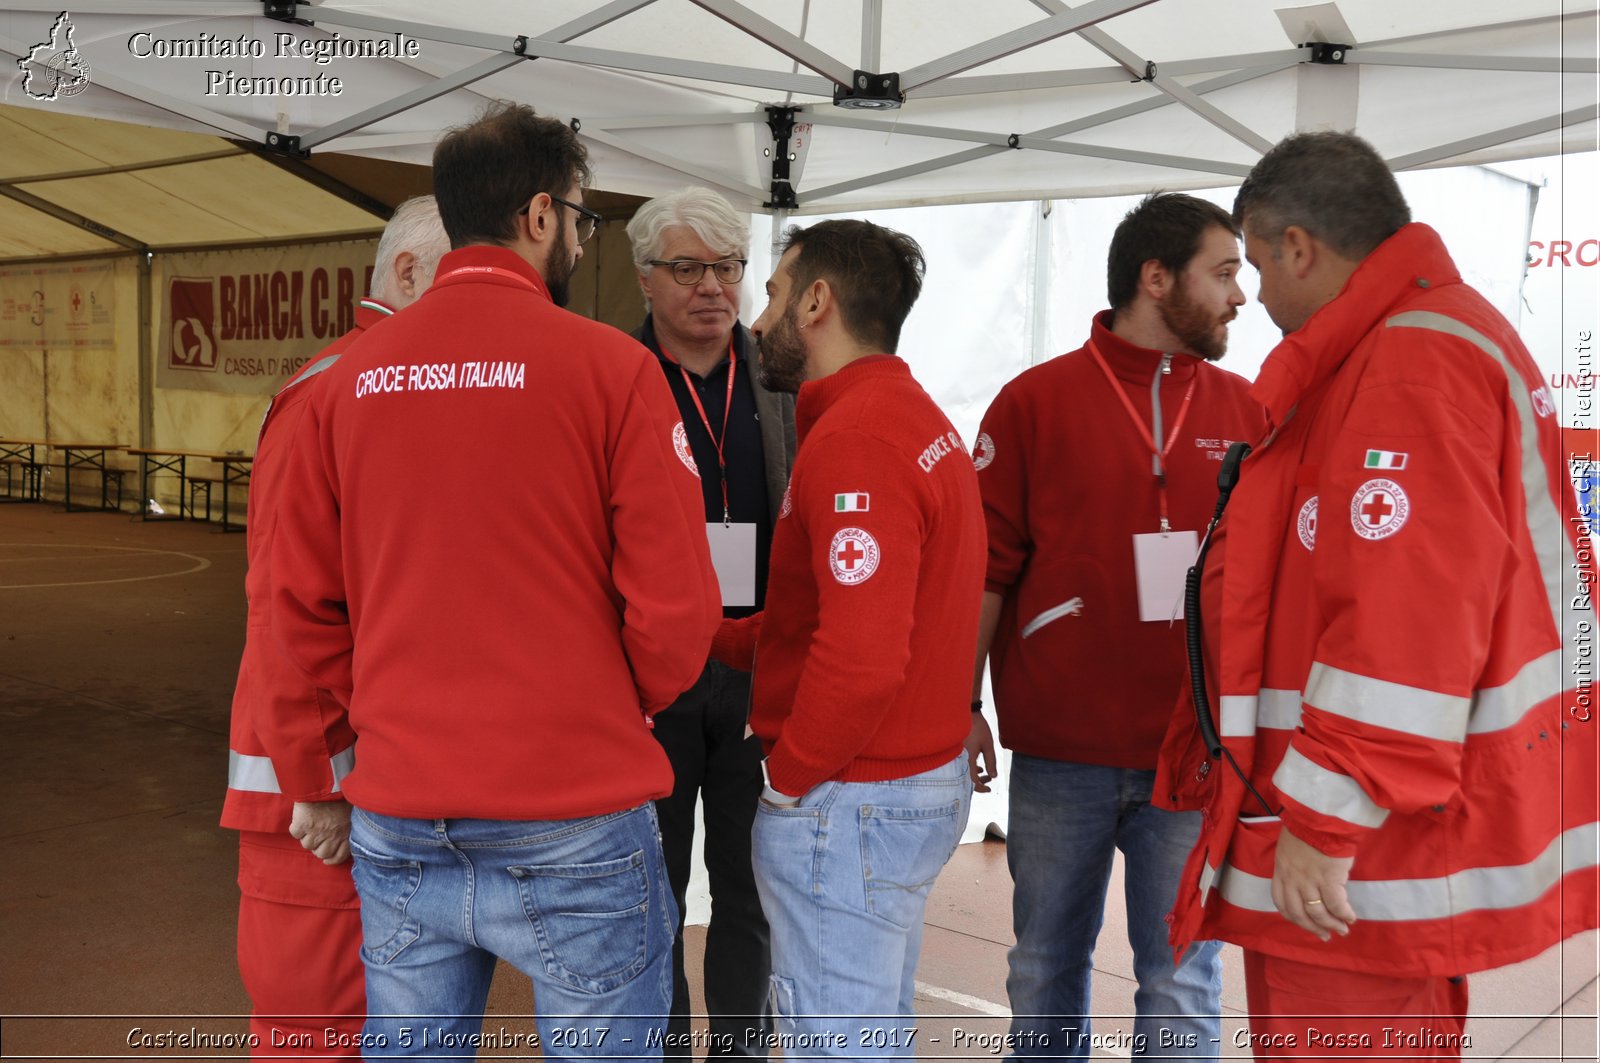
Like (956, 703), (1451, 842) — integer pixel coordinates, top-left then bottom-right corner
(1106, 193), (1238, 311)
(432, 101), (593, 250)
(1233, 131), (1410, 259)
(778, 220), (926, 353)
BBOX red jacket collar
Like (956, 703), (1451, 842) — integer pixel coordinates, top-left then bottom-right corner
(1249, 223), (1460, 429)
(353, 298), (396, 331)
(1090, 309), (1203, 383)
(431, 245), (552, 302)
(796, 353), (904, 440)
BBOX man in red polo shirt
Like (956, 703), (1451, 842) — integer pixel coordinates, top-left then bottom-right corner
(714, 219), (985, 1055)
(222, 195), (447, 1055)
(268, 103), (719, 1055)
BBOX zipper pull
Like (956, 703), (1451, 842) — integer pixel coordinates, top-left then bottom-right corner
(1160, 352), (1173, 375)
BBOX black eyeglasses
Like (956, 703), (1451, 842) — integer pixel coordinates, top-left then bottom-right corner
(648, 258), (747, 285)
(519, 193), (602, 245)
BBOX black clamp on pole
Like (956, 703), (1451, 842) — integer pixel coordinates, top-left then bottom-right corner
(262, 131), (306, 157)
(1306, 42), (1352, 64)
(263, 1), (309, 26)
(764, 106), (800, 210)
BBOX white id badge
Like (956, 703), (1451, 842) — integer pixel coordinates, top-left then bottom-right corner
(1133, 530), (1199, 622)
(706, 522), (758, 607)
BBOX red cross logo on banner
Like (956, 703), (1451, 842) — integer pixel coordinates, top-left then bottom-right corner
(829, 527), (881, 585)
(1350, 478), (1410, 541)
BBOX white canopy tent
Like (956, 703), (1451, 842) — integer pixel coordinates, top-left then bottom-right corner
(0, 0), (1595, 884)
(0, 0), (1594, 219)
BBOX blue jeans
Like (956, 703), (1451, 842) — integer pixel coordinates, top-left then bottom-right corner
(751, 755), (971, 1060)
(349, 804), (676, 1060)
(1006, 756), (1221, 1061)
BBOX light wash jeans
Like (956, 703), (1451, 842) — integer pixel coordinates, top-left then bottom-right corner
(1005, 755), (1222, 1061)
(349, 803), (676, 1060)
(751, 754), (971, 1060)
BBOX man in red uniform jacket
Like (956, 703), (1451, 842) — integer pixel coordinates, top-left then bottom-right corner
(222, 195), (447, 1056)
(713, 219), (985, 1054)
(968, 193), (1260, 1059)
(1158, 131), (1599, 1055)
(268, 103), (721, 1055)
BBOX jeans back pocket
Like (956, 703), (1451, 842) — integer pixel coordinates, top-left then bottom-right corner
(349, 843), (424, 966)
(858, 798), (963, 929)
(509, 850), (651, 995)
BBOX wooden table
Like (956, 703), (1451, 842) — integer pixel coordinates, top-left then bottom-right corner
(126, 448), (253, 530)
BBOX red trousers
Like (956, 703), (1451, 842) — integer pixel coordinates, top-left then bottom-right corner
(1241, 950), (1470, 1060)
(236, 831), (365, 1058)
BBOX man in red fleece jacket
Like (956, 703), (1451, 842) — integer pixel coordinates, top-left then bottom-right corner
(268, 103), (720, 1055)
(223, 195), (448, 1056)
(969, 193), (1261, 1059)
(713, 219), (984, 1055)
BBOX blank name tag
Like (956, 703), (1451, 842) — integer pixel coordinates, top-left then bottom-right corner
(1133, 530), (1199, 622)
(707, 522), (757, 607)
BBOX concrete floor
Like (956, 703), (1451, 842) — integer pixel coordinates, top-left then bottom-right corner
(1, 503), (1596, 1060)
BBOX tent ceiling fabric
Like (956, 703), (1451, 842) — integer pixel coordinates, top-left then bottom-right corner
(0, 0), (1595, 227)
(0, 104), (387, 256)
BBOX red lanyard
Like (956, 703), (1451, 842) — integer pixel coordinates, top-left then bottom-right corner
(1086, 338), (1196, 532)
(661, 342), (737, 523)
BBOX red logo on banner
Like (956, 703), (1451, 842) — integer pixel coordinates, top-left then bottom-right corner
(169, 277), (218, 371)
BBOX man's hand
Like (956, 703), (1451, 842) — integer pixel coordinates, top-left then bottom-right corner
(289, 799), (352, 865)
(1270, 826), (1357, 941)
(965, 713), (998, 793)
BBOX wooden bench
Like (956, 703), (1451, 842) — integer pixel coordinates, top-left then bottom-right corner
(2, 459), (44, 502)
(185, 474), (224, 522)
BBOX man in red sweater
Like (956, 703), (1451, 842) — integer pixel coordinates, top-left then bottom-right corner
(969, 194), (1261, 1058)
(268, 103), (720, 1055)
(713, 219), (985, 1055)
(222, 194), (447, 1056)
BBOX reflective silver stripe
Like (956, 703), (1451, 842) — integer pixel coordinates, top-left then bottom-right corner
(1469, 648), (1565, 734)
(1220, 695), (1258, 737)
(227, 749), (281, 794)
(1220, 690), (1302, 737)
(357, 298), (394, 316)
(330, 745), (355, 790)
(1385, 311), (1583, 684)
(280, 353), (342, 395)
(1305, 662), (1470, 743)
(1272, 745), (1389, 828)
(1259, 688), (1303, 730)
(227, 745), (356, 795)
(1215, 822), (1600, 920)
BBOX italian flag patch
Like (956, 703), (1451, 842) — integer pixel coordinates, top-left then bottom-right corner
(1364, 449), (1408, 470)
(834, 492), (870, 512)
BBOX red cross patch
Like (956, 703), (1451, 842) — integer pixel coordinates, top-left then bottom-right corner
(1350, 478), (1410, 540)
(972, 431), (995, 472)
(672, 421), (699, 477)
(829, 527), (881, 585)
(1297, 496), (1318, 551)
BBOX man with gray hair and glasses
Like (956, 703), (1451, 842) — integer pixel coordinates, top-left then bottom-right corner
(626, 187), (795, 1058)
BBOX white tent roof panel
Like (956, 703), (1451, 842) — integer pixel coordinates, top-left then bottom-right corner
(0, 0), (1594, 222)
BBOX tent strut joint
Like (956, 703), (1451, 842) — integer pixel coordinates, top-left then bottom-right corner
(264, 1), (310, 27)
(1136, 61), (1156, 82)
(765, 106), (800, 210)
(1306, 43), (1351, 65)
(834, 70), (903, 110)
(263, 131), (307, 158)
(1007, 133), (1021, 149)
